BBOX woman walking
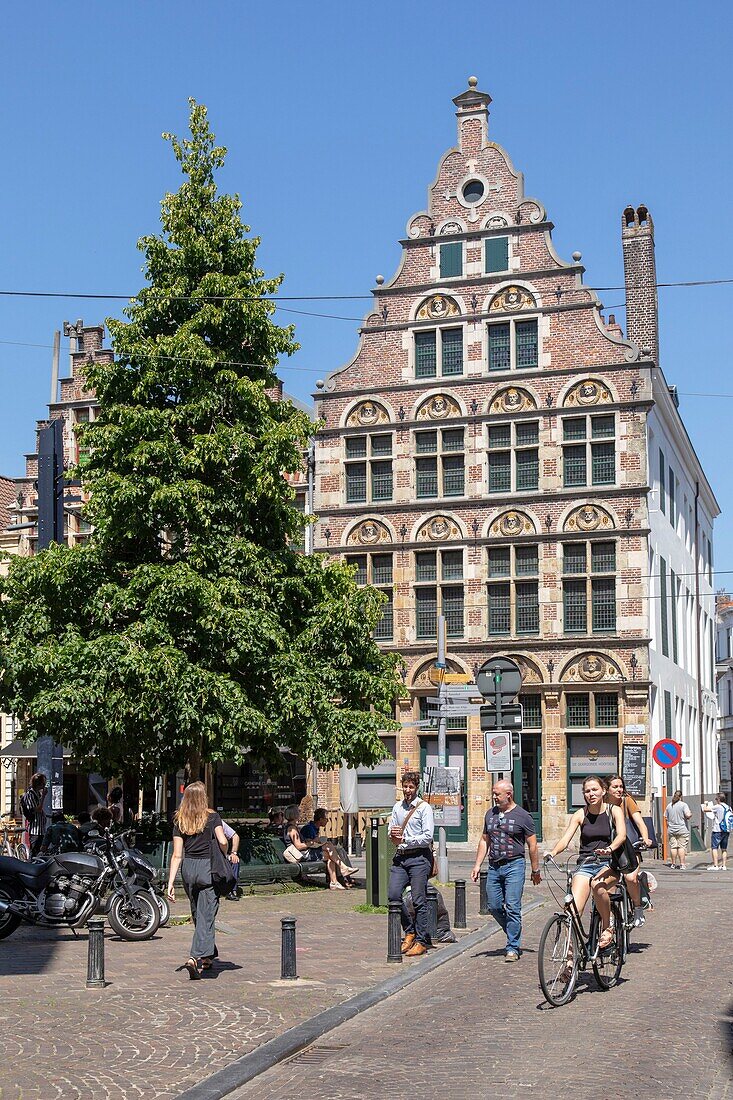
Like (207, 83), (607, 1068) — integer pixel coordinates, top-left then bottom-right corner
(167, 782), (229, 979)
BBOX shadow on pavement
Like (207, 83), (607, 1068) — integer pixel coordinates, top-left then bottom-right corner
(0, 927), (67, 976)
(720, 998), (733, 1074)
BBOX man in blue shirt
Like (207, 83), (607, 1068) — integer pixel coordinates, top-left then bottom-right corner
(471, 779), (541, 961)
(388, 771), (435, 957)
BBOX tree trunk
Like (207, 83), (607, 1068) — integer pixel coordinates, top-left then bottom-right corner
(185, 741), (204, 786)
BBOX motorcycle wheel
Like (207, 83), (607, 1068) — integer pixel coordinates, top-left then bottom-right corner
(0, 885), (22, 940)
(154, 890), (170, 928)
(108, 889), (160, 941)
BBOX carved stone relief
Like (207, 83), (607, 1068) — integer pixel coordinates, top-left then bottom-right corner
(484, 214), (510, 229)
(416, 394), (461, 421)
(439, 221), (464, 235)
(564, 379), (612, 407)
(563, 653), (622, 683)
(417, 515), (461, 542)
(490, 285), (536, 312)
(347, 520), (392, 546)
(506, 655), (543, 684)
(490, 510), (536, 537)
(346, 400), (390, 427)
(416, 294), (460, 321)
(490, 386), (537, 414)
(564, 504), (615, 533)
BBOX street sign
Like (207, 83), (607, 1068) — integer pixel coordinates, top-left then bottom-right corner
(427, 696), (482, 710)
(428, 669), (473, 685)
(652, 739), (682, 769)
(476, 656), (522, 701)
(484, 731), (513, 772)
(480, 702), (523, 730)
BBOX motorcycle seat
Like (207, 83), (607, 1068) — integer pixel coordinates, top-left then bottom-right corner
(0, 854), (54, 881)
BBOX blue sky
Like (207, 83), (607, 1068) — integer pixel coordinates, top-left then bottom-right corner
(1, 2), (732, 563)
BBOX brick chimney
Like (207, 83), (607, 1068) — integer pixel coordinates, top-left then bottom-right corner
(453, 76), (492, 154)
(621, 205), (659, 364)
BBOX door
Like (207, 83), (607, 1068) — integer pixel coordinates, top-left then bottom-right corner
(419, 735), (468, 842)
(516, 733), (542, 840)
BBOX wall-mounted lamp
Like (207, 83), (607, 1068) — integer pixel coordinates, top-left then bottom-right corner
(399, 524), (408, 548)
(629, 652), (639, 680)
(544, 514), (553, 532)
(381, 306), (389, 324)
(399, 660), (409, 684)
(630, 378), (639, 398)
(470, 398), (479, 415)
(398, 406), (406, 421)
(323, 528), (332, 546)
(624, 507), (634, 528)
(471, 293), (479, 314)
(555, 285), (564, 303)
(471, 518), (480, 542)
(547, 658), (555, 680)
(545, 392), (553, 408)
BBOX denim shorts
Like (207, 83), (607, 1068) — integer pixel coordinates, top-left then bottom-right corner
(574, 858), (611, 879)
(712, 832), (729, 851)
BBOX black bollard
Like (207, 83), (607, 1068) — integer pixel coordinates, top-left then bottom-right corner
(426, 885), (438, 944)
(454, 878), (467, 929)
(280, 916), (298, 980)
(479, 869), (489, 915)
(86, 916), (106, 989)
(387, 900), (403, 963)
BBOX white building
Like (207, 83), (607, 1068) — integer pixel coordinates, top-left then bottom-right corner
(715, 595), (733, 802)
(646, 374), (719, 821)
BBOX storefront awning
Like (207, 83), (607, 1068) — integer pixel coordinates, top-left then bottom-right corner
(1, 739), (72, 760)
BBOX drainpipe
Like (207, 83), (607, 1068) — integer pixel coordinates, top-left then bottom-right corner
(694, 481), (705, 834)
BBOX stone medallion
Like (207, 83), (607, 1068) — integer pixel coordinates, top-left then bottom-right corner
(347, 520), (391, 546)
(439, 221), (464, 235)
(491, 510), (535, 537)
(490, 386), (537, 414)
(417, 515), (460, 541)
(564, 653), (621, 683)
(565, 379), (612, 407)
(346, 400), (389, 427)
(564, 505), (614, 533)
(490, 285), (536, 312)
(416, 294), (460, 321)
(416, 394), (461, 421)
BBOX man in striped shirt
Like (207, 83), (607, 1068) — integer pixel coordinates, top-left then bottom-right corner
(20, 773), (48, 856)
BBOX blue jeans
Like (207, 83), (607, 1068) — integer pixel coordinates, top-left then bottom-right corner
(487, 858), (526, 953)
(388, 850), (432, 946)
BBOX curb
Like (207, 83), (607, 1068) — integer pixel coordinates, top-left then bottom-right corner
(178, 899), (545, 1100)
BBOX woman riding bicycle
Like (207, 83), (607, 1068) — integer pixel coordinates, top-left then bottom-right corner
(604, 775), (653, 926)
(546, 775), (626, 951)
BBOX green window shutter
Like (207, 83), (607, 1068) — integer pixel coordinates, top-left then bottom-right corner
(440, 242), (463, 278)
(485, 236), (509, 273)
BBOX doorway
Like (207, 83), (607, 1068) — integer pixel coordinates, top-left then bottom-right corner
(518, 734), (542, 840)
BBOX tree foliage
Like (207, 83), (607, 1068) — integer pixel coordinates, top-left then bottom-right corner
(0, 101), (401, 780)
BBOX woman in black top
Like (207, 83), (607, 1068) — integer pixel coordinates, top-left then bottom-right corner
(167, 781), (229, 979)
(547, 775), (626, 950)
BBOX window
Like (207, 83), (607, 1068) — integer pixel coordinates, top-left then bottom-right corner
(658, 448), (666, 514)
(520, 694), (542, 729)
(562, 414), (615, 488)
(419, 696), (466, 732)
(562, 540), (616, 635)
(565, 691), (619, 805)
(439, 241), (463, 279)
(415, 428), (465, 498)
(344, 433), (392, 504)
(487, 544), (539, 636)
(659, 556), (669, 657)
(487, 420), (539, 493)
(75, 406), (92, 467)
(415, 327), (464, 378)
(670, 568), (679, 663)
(345, 552), (394, 642)
(485, 236), (509, 274)
(669, 465), (676, 529)
(664, 690), (673, 740)
(414, 549), (464, 639)
(488, 318), (538, 371)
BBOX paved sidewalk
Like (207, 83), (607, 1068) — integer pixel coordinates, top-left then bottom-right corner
(0, 868), (494, 1100)
(229, 860), (733, 1100)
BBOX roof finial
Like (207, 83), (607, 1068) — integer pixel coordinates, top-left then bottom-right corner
(468, 75), (478, 88)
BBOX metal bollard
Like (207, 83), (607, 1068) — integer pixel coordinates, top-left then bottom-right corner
(387, 900), (403, 963)
(280, 916), (298, 980)
(479, 869), (489, 915)
(86, 916), (106, 989)
(454, 878), (467, 929)
(426, 885), (438, 943)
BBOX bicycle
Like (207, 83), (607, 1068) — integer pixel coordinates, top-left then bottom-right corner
(0, 814), (30, 861)
(610, 841), (647, 963)
(538, 854), (625, 1007)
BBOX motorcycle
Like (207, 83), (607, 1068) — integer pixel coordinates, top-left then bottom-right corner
(85, 828), (170, 928)
(0, 831), (160, 942)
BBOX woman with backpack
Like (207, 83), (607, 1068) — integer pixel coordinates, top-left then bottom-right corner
(606, 775), (654, 924)
(166, 781), (230, 979)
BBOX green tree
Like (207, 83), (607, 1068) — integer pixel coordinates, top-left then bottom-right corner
(0, 101), (400, 782)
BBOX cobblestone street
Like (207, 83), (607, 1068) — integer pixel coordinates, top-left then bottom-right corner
(230, 863), (733, 1100)
(0, 868), (486, 1099)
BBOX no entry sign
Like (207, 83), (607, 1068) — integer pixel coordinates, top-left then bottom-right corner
(652, 739), (682, 769)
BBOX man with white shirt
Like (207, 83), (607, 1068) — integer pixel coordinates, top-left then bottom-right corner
(388, 771), (435, 957)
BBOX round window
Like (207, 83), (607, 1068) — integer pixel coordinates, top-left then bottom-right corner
(462, 179), (485, 204)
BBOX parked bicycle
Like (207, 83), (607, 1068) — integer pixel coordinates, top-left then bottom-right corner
(538, 854), (625, 1007)
(0, 815), (29, 861)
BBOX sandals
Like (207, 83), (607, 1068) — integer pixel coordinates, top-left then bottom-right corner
(598, 927), (615, 951)
(184, 958), (201, 980)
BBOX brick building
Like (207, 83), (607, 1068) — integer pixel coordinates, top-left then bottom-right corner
(312, 79), (718, 844)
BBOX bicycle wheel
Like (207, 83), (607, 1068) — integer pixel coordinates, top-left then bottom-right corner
(591, 905), (624, 990)
(538, 914), (579, 1007)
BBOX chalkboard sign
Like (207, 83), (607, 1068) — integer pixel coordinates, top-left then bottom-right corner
(622, 744), (647, 798)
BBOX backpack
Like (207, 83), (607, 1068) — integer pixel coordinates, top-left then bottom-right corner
(721, 804), (733, 834)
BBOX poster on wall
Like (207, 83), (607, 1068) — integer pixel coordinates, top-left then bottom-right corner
(622, 744), (647, 798)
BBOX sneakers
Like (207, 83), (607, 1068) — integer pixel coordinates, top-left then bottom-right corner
(632, 908), (645, 928)
(707, 865), (720, 871)
(505, 950), (520, 962)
